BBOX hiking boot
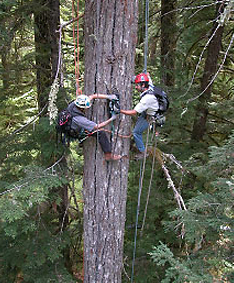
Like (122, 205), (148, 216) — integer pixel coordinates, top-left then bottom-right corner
(134, 151), (148, 160)
(105, 153), (122, 161)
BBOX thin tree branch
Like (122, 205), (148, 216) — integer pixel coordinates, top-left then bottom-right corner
(59, 14), (84, 30)
(1, 103), (48, 143)
(180, 24), (221, 99)
(162, 1), (222, 17)
(161, 164), (187, 211)
(45, 154), (65, 171)
(186, 31), (234, 104)
(0, 155), (66, 196)
(208, 112), (234, 125)
(154, 149), (187, 211)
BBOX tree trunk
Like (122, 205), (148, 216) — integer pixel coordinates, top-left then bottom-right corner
(161, 0), (177, 86)
(149, 31), (159, 66)
(34, 0), (60, 111)
(135, 0), (145, 67)
(83, 0), (138, 282)
(34, 0), (74, 275)
(0, 4), (13, 92)
(1, 48), (10, 91)
(191, 2), (224, 142)
(48, 0), (60, 80)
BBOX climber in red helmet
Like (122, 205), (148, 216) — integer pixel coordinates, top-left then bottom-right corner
(119, 72), (159, 160)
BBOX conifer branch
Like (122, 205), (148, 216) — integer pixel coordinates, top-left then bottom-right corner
(208, 113), (234, 125)
(11, 103), (48, 135)
(2, 103), (48, 142)
(0, 155), (66, 196)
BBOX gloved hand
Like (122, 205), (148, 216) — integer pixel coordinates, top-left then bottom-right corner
(107, 94), (118, 100)
(110, 114), (117, 121)
(113, 103), (120, 114)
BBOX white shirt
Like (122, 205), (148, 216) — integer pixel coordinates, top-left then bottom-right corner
(134, 90), (159, 116)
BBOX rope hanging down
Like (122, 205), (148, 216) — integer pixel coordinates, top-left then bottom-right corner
(131, 1), (150, 280)
(130, 123), (187, 281)
(131, 125), (151, 283)
(143, 0), (149, 73)
(140, 125), (158, 236)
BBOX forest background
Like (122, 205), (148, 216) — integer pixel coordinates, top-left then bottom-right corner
(0, 0), (233, 282)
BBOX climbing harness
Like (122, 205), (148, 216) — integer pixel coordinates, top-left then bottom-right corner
(150, 113), (166, 128)
(58, 128), (95, 147)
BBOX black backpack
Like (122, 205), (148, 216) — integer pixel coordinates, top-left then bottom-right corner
(142, 86), (169, 115)
(56, 109), (73, 136)
(151, 86), (169, 115)
(56, 106), (83, 144)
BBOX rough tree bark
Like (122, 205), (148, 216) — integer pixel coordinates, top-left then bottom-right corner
(34, 0), (60, 112)
(161, 0), (177, 86)
(83, 0), (138, 282)
(34, 0), (74, 274)
(191, 1), (224, 142)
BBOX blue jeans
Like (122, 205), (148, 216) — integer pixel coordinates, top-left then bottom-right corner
(133, 113), (149, 153)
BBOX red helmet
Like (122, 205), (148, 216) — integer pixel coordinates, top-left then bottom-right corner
(134, 73), (149, 84)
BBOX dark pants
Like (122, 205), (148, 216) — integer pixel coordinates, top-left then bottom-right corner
(92, 131), (111, 153)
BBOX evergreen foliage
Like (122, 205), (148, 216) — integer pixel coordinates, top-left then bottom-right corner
(149, 131), (234, 282)
(0, 166), (77, 282)
(0, 0), (84, 281)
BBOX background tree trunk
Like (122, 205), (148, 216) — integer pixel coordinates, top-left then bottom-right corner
(1, 47), (10, 91)
(34, 0), (52, 111)
(34, 0), (60, 111)
(48, 0), (60, 80)
(161, 0), (177, 86)
(34, 0), (74, 276)
(0, 3), (24, 93)
(191, 2), (224, 142)
(83, 0), (138, 282)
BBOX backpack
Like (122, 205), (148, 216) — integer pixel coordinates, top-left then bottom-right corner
(56, 109), (73, 136)
(142, 86), (169, 115)
(151, 86), (169, 115)
(56, 106), (83, 144)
